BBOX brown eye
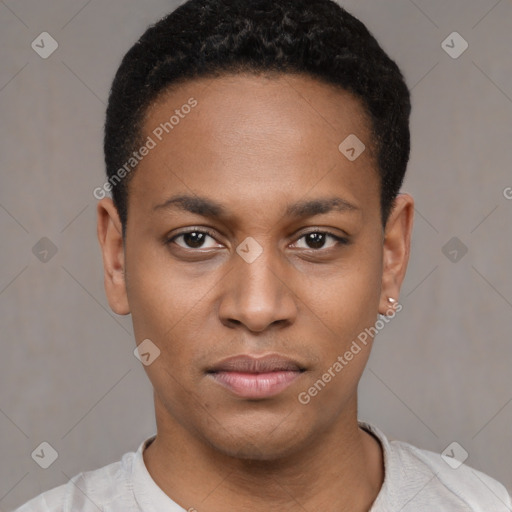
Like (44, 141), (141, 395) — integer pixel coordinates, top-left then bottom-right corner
(181, 231), (208, 248)
(167, 229), (221, 250)
(292, 231), (348, 251)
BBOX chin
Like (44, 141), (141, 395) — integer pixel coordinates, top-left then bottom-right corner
(212, 436), (303, 461)
(201, 414), (310, 461)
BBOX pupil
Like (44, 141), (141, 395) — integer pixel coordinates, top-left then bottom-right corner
(307, 233), (325, 249)
(184, 232), (205, 248)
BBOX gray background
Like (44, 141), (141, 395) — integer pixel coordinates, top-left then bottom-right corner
(1, 0), (511, 509)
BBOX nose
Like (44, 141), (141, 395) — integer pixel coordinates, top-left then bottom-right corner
(218, 246), (298, 333)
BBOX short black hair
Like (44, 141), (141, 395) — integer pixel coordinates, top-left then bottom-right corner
(104, 0), (411, 233)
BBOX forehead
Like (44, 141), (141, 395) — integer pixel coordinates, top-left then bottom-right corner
(131, 73), (380, 221)
(144, 72), (375, 155)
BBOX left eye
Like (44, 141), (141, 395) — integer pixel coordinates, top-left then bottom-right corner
(292, 231), (347, 250)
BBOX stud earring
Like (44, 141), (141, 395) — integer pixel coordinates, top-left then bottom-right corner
(379, 297), (398, 317)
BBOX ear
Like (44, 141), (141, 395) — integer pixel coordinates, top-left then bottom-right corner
(96, 198), (130, 315)
(378, 193), (414, 315)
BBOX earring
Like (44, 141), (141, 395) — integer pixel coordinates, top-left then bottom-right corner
(379, 297), (397, 317)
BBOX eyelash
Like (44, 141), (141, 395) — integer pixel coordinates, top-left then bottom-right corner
(166, 228), (349, 251)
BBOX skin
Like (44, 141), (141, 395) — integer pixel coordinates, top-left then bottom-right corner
(97, 73), (414, 512)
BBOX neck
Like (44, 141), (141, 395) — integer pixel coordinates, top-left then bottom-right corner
(143, 397), (384, 512)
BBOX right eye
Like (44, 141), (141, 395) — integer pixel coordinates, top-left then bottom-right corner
(166, 228), (223, 250)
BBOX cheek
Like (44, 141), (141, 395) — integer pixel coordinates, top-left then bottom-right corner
(302, 242), (382, 344)
(125, 259), (207, 410)
(296, 238), (383, 401)
(125, 244), (222, 384)
(126, 240), (206, 336)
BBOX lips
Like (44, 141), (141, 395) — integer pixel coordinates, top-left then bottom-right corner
(207, 354), (305, 399)
(208, 354), (304, 373)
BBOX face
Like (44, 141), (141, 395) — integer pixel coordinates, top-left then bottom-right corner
(97, 73), (413, 461)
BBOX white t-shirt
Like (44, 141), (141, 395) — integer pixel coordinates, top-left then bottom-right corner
(12, 422), (512, 512)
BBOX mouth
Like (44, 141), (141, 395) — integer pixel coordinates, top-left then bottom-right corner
(206, 354), (306, 399)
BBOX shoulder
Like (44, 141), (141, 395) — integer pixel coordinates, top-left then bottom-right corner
(11, 450), (139, 512)
(360, 422), (512, 512)
(393, 438), (511, 510)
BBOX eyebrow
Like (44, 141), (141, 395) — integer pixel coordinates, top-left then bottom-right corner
(153, 194), (359, 219)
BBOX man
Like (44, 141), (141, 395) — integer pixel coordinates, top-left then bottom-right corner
(14, 0), (511, 510)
